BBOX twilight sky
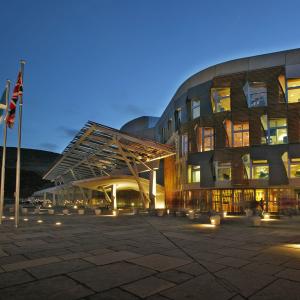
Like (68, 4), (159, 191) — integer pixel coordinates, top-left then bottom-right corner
(0, 0), (300, 153)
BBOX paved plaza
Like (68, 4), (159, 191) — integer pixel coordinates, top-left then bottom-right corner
(0, 213), (300, 299)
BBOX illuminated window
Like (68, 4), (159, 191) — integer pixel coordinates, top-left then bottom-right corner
(211, 88), (231, 113)
(191, 99), (200, 119)
(174, 109), (181, 131)
(233, 122), (249, 147)
(243, 82), (267, 107)
(197, 127), (214, 152)
(287, 78), (300, 103)
(224, 120), (249, 147)
(252, 160), (269, 179)
(261, 115), (288, 145)
(215, 162), (231, 181)
(181, 133), (188, 156)
(290, 158), (300, 178)
(188, 165), (200, 183)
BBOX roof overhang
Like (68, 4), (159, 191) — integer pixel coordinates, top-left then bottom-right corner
(43, 121), (175, 182)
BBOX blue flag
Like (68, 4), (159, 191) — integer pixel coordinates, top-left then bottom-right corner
(0, 89), (7, 123)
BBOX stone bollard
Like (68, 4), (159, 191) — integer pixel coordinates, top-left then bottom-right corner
(210, 215), (221, 226)
(251, 216), (261, 226)
(95, 209), (102, 215)
(48, 209), (55, 215)
(62, 209), (69, 215)
(21, 207), (28, 215)
(78, 209), (85, 215)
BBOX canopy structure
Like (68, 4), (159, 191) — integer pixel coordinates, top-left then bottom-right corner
(43, 121), (175, 207)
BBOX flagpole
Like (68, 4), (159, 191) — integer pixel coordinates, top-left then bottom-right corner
(15, 60), (25, 228)
(0, 80), (10, 224)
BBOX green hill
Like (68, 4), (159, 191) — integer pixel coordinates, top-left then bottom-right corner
(0, 147), (60, 201)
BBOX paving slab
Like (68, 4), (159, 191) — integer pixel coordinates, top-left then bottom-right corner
(88, 288), (139, 300)
(276, 268), (300, 282)
(215, 267), (275, 297)
(156, 269), (193, 283)
(69, 262), (155, 292)
(250, 278), (300, 300)
(176, 262), (208, 276)
(84, 250), (141, 265)
(0, 270), (35, 288)
(0, 275), (93, 300)
(27, 258), (94, 279)
(128, 254), (191, 271)
(122, 276), (175, 298)
(215, 256), (250, 268)
(241, 262), (283, 276)
(2, 256), (61, 272)
(160, 273), (235, 300)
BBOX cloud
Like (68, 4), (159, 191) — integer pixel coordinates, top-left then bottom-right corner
(39, 143), (59, 152)
(57, 126), (79, 138)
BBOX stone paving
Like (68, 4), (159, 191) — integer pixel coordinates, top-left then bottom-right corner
(0, 213), (300, 299)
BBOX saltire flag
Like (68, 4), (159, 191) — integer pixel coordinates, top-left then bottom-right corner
(6, 72), (23, 128)
(0, 89), (7, 124)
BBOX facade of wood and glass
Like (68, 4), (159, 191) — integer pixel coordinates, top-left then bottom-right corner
(156, 48), (300, 213)
(37, 48), (300, 214)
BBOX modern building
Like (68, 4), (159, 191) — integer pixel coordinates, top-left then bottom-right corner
(35, 48), (300, 214)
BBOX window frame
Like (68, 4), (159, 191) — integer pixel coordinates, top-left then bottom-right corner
(191, 99), (200, 119)
(243, 81), (267, 108)
(215, 162), (231, 181)
(211, 87), (231, 113)
(188, 165), (201, 183)
(287, 78), (300, 103)
(197, 127), (214, 152)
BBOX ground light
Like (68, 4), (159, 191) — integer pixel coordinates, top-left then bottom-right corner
(9, 217), (14, 220)
(263, 213), (270, 220)
(55, 222), (62, 226)
(37, 220), (43, 223)
(23, 218), (29, 222)
(223, 211), (227, 217)
(2, 216), (5, 219)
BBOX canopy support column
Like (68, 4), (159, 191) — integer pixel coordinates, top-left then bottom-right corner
(149, 170), (157, 209)
(111, 184), (117, 210)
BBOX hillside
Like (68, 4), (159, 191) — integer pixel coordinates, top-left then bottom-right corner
(0, 147), (60, 201)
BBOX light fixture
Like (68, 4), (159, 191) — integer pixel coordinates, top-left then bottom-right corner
(131, 202), (134, 207)
(37, 220), (43, 223)
(112, 210), (117, 216)
(55, 222), (62, 226)
(166, 209), (170, 215)
(73, 205), (78, 209)
(263, 213), (270, 220)
(23, 218), (29, 222)
(2, 216), (5, 219)
(9, 217), (14, 220)
(223, 211), (227, 217)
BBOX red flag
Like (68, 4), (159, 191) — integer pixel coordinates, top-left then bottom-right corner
(6, 72), (23, 128)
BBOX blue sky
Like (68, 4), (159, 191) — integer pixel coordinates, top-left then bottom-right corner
(0, 0), (300, 153)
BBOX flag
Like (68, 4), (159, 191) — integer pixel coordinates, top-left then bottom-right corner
(0, 89), (7, 124)
(6, 72), (23, 129)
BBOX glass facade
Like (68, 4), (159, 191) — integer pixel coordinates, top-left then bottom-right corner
(287, 78), (300, 103)
(197, 127), (214, 152)
(261, 115), (288, 145)
(188, 165), (200, 183)
(215, 162), (231, 181)
(252, 160), (269, 179)
(243, 81), (267, 107)
(211, 88), (231, 112)
(191, 99), (200, 119)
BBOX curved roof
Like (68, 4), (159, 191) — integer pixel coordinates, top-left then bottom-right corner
(167, 48), (300, 109)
